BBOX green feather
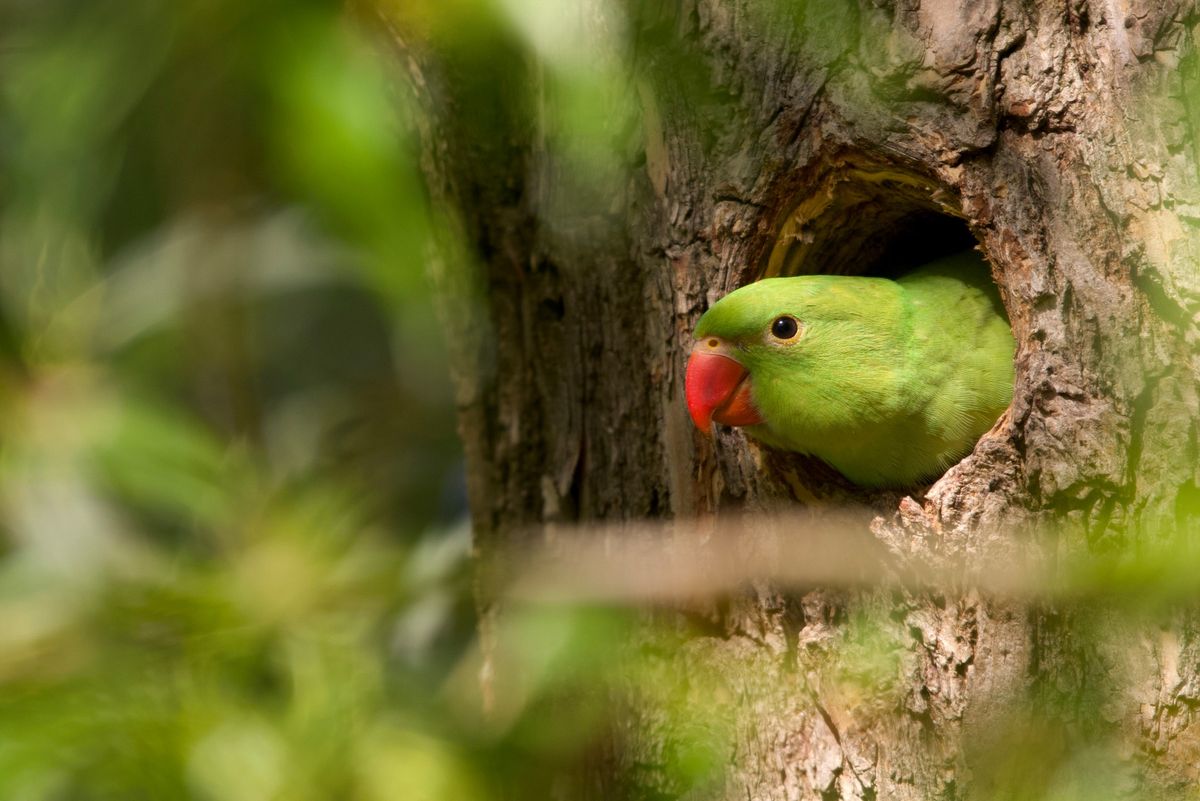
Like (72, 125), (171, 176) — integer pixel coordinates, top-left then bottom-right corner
(694, 250), (1014, 486)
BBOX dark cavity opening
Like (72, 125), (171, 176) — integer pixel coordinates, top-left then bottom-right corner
(761, 162), (979, 280)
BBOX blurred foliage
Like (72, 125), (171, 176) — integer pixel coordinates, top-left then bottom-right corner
(0, 1), (731, 799)
(0, 0), (474, 797)
(1, 1), (1198, 800)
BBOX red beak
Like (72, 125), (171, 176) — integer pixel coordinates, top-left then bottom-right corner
(685, 347), (764, 434)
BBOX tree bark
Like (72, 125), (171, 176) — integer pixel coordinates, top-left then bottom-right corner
(392, 1), (1200, 798)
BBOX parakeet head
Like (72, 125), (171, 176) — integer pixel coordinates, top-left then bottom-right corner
(685, 275), (906, 446)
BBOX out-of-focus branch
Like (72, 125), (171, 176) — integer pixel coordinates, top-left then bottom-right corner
(498, 511), (1199, 608)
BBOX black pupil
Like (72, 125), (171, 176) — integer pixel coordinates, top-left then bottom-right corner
(772, 316), (798, 339)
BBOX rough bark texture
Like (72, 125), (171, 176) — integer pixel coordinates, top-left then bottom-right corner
(396, 1), (1200, 798)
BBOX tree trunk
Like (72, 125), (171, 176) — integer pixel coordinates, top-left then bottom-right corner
(392, 1), (1200, 798)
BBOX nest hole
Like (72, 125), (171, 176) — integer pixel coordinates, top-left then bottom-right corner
(761, 165), (979, 280)
(748, 162), (1009, 499)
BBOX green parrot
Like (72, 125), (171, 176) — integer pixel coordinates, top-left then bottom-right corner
(685, 250), (1014, 487)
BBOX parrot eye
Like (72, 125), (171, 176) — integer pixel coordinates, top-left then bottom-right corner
(770, 315), (801, 341)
